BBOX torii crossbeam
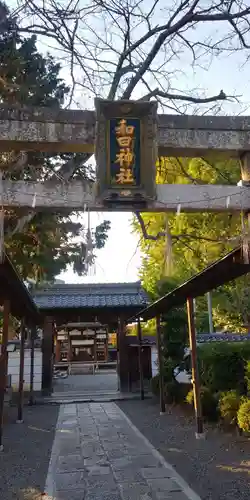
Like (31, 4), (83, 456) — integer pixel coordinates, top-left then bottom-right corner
(1, 104), (250, 212)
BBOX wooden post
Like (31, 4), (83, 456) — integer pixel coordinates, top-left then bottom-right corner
(42, 316), (54, 395)
(29, 325), (36, 406)
(0, 299), (10, 451)
(187, 297), (204, 439)
(156, 315), (165, 414)
(67, 330), (71, 362)
(17, 319), (25, 423)
(137, 319), (144, 400)
(105, 332), (108, 362)
(117, 317), (129, 393)
(94, 333), (97, 363)
(55, 331), (61, 363)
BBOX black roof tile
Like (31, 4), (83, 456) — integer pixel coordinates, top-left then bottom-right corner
(33, 281), (149, 310)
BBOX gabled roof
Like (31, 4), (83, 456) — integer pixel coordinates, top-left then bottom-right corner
(33, 282), (149, 311)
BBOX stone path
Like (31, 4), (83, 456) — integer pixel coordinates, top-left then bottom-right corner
(44, 402), (201, 500)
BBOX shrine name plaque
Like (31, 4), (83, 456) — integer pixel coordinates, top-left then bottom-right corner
(95, 99), (158, 206)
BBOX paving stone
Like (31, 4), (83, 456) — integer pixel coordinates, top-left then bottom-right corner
(54, 471), (87, 491)
(53, 489), (86, 500)
(113, 468), (147, 483)
(85, 493), (121, 500)
(83, 455), (109, 466)
(147, 478), (182, 493)
(119, 482), (154, 500)
(154, 493), (189, 500)
(141, 467), (175, 479)
(56, 453), (85, 472)
(85, 475), (118, 491)
(106, 449), (134, 459)
(81, 445), (105, 457)
(86, 465), (112, 475)
(110, 456), (132, 469)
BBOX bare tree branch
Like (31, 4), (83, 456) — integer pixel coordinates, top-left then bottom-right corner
(140, 88), (236, 104)
(13, 0), (250, 109)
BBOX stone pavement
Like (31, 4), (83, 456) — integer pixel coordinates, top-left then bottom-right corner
(44, 402), (201, 500)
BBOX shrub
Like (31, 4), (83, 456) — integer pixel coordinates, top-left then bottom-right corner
(218, 390), (241, 426)
(198, 342), (250, 394)
(163, 358), (177, 383)
(165, 381), (190, 404)
(245, 360), (250, 394)
(151, 375), (160, 396)
(186, 386), (218, 421)
(237, 399), (250, 433)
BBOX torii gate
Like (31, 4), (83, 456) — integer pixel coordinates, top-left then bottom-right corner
(1, 102), (250, 213)
(2, 99), (250, 400)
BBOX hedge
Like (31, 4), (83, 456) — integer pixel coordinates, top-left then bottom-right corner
(197, 342), (250, 394)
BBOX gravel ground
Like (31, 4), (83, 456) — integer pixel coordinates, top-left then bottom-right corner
(0, 404), (59, 500)
(118, 398), (250, 500)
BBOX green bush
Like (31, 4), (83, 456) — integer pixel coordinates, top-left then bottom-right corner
(198, 342), (250, 394)
(218, 390), (241, 426)
(237, 399), (250, 433)
(186, 386), (218, 421)
(165, 381), (190, 404)
(245, 360), (250, 394)
(163, 358), (177, 383)
(151, 375), (160, 396)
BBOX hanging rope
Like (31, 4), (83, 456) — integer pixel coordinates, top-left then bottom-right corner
(84, 208), (95, 276)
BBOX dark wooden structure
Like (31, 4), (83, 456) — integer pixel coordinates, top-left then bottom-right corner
(33, 282), (149, 393)
(0, 254), (41, 450)
(126, 335), (155, 392)
(129, 245), (250, 436)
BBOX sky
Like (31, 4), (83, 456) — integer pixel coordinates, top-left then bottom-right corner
(9, 0), (250, 285)
(59, 212), (142, 284)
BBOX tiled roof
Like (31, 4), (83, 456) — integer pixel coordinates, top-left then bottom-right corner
(33, 282), (149, 310)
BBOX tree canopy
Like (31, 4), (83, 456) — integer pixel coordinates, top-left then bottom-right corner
(0, 2), (110, 281)
(132, 157), (250, 332)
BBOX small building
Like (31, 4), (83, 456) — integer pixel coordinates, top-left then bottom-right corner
(33, 281), (149, 393)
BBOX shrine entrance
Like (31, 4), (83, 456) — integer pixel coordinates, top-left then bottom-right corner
(33, 281), (149, 398)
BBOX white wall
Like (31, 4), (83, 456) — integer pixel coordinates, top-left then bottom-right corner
(7, 349), (42, 392)
(151, 346), (158, 377)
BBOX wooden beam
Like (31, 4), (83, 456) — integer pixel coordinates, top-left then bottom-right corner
(2, 104), (250, 156)
(1, 179), (249, 212)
